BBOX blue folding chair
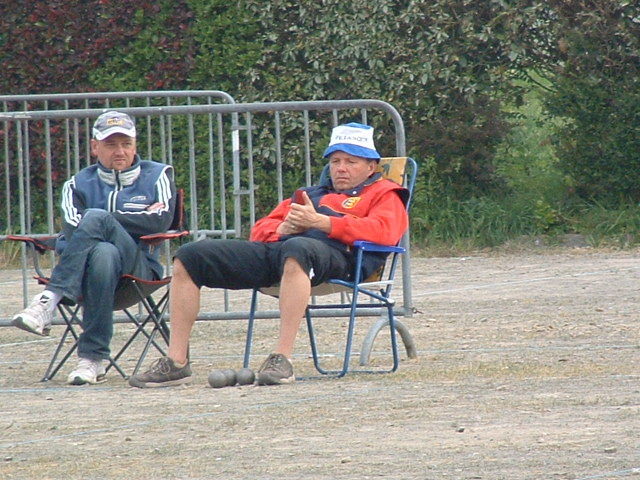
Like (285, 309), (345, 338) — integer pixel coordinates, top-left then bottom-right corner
(243, 157), (418, 377)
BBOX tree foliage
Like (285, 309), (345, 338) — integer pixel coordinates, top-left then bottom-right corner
(541, 1), (640, 205)
(0, 0), (638, 206)
(239, 0), (557, 195)
(0, 0), (199, 94)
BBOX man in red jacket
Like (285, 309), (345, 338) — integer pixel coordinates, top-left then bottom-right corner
(129, 122), (409, 388)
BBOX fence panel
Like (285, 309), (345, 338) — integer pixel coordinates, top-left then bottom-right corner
(0, 98), (413, 326)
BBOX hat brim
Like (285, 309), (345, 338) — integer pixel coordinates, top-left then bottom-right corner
(93, 126), (136, 140)
(323, 144), (380, 160)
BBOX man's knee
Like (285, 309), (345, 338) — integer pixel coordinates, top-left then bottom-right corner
(172, 258), (194, 284)
(282, 256), (304, 275)
(80, 208), (111, 224)
(88, 242), (120, 268)
(280, 237), (314, 264)
(76, 209), (117, 235)
(87, 242), (121, 278)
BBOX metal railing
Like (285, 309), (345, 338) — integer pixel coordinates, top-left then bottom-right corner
(0, 95), (413, 325)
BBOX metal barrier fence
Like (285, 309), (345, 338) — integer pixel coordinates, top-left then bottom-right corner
(0, 96), (413, 326)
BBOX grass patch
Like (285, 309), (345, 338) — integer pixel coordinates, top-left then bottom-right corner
(0, 240), (23, 268)
(410, 195), (640, 255)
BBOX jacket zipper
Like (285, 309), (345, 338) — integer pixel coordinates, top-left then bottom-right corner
(108, 170), (124, 212)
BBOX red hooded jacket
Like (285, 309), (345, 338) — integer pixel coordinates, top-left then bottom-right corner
(250, 172), (409, 279)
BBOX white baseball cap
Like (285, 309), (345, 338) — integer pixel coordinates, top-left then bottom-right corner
(92, 111), (136, 140)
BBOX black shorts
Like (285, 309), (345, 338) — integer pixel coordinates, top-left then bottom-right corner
(175, 237), (352, 289)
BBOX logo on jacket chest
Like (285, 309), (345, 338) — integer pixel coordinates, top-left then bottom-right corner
(122, 195), (150, 211)
(341, 197), (361, 209)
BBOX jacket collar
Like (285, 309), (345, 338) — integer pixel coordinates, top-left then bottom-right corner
(97, 155), (142, 187)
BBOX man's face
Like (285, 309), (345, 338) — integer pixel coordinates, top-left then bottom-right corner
(91, 133), (136, 171)
(328, 151), (377, 191)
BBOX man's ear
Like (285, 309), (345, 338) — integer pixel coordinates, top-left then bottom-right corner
(90, 139), (99, 157)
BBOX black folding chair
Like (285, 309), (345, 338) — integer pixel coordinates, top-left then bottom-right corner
(9, 189), (189, 381)
(243, 157), (418, 377)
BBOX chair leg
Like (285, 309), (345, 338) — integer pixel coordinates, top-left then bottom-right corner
(338, 289), (361, 378)
(134, 295), (171, 375)
(305, 309), (324, 374)
(41, 305), (82, 382)
(305, 297), (403, 377)
(243, 289), (259, 368)
(103, 354), (129, 379)
(41, 326), (78, 382)
(305, 289), (361, 378)
(386, 303), (400, 373)
(116, 293), (171, 377)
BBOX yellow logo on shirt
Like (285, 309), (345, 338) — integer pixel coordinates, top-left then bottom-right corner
(342, 197), (361, 209)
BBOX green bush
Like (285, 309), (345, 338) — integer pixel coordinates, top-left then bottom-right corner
(494, 82), (570, 209)
(541, 1), (640, 207)
(546, 77), (640, 206)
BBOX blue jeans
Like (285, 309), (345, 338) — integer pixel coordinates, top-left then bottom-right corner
(47, 209), (155, 361)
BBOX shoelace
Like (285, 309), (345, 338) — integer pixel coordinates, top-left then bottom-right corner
(264, 354), (284, 370)
(149, 357), (172, 374)
(77, 358), (100, 374)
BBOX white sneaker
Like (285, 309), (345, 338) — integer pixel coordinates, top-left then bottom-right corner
(12, 293), (54, 336)
(67, 357), (107, 385)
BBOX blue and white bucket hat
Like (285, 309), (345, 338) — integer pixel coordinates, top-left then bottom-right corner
(322, 122), (380, 160)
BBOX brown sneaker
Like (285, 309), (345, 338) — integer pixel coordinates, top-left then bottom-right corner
(128, 356), (192, 388)
(257, 353), (295, 385)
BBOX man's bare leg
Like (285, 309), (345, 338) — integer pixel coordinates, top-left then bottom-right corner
(167, 258), (200, 365)
(273, 257), (311, 358)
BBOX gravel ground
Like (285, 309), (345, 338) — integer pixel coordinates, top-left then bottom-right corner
(1, 247), (639, 479)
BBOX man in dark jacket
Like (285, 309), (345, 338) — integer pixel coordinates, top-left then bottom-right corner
(12, 111), (176, 385)
(129, 122), (408, 389)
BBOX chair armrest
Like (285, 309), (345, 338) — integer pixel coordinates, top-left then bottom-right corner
(7, 234), (59, 254)
(139, 230), (190, 247)
(353, 240), (405, 254)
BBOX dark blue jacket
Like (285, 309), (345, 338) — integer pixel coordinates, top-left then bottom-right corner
(58, 155), (175, 278)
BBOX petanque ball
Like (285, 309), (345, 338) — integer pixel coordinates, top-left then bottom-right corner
(220, 368), (237, 386)
(236, 368), (255, 385)
(208, 370), (228, 388)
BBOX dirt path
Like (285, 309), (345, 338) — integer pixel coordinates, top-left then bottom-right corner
(1, 248), (639, 479)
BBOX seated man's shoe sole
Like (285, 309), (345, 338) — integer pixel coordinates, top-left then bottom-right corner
(256, 353), (296, 386)
(11, 316), (51, 336)
(257, 373), (296, 386)
(128, 357), (193, 388)
(67, 373), (107, 386)
(128, 376), (192, 388)
(67, 358), (106, 385)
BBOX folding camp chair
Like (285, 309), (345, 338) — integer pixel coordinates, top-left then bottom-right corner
(9, 189), (189, 382)
(243, 157), (418, 377)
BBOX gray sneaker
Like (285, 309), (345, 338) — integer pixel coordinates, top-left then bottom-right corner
(128, 356), (192, 388)
(12, 293), (54, 336)
(257, 353), (295, 385)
